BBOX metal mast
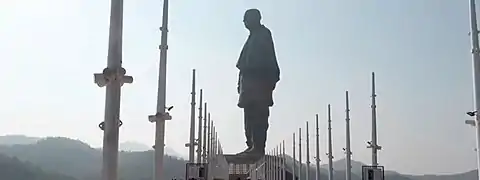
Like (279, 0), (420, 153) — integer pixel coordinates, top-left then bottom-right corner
(298, 128), (302, 180)
(93, 0), (133, 179)
(306, 121), (311, 180)
(292, 133), (297, 180)
(345, 91), (352, 180)
(469, 0), (480, 179)
(367, 72), (382, 167)
(187, 69), (196, 163)
(196, 89), (203, 163)
(148, 0), (171, 179)
(203, 107), (208, 162)
(315, 114), (321, 180)
(327, 105), (334, 180)
(208, 117), (212, 160)
(282, 140), (287, 180)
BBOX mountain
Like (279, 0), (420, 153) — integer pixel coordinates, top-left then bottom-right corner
(407, 170), (478, 180)
(119, 141), (150, 152)
(119, 141), (183, 157)
(0, 135), (477, 180)
(0, 153), (77, 180)
(0, 137), (186, 180)
(0, 135), (40, 145)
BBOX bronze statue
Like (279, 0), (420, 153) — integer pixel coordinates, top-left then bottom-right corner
(235, 9), (280, 161)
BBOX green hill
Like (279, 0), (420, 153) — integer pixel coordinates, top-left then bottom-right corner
(0, 153), (77, 180)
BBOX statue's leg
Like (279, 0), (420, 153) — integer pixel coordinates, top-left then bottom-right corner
(236, 106), (254, 155)
(249, 105), (270, 159)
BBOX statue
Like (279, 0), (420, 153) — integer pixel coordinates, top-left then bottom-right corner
(235, 9), (280, 161)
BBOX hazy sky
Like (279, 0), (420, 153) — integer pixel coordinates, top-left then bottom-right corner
(0, 0), (478, 175)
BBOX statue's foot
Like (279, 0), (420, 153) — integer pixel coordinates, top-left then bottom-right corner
(238, 147), (264, 162)
(235, 147), (253, 156)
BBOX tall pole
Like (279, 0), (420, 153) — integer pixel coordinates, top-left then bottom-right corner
(292, 133), (297, 180)
(196, 89), (203, 163)
(273, 146), (280, 180)
(93, 0), (133, 179)
(282, 140), (286, 180)
(306, 121), (311, 180)
(277, 146), (281, 180)
(202, 104), (208, 162)
(315, 114), (321, 180)
(298, 128), (302, 180)
(208, 117), (212, 160)
(187, 69), (196, 163)
(368, 72), (382, 167)
(327, 104), (334, 180)
(468, 1), (480, 179)
(146, 0), (170, 179)
(345, 91), (352, 180)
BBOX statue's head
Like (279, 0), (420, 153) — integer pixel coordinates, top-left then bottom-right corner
(243, 9), (262, 30)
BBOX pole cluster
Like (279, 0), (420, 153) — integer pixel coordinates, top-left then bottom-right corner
(184, 69), (226, 180)
(258, 72), (381, 180)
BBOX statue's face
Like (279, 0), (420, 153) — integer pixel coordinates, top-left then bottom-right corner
(243, 11), (260, 29)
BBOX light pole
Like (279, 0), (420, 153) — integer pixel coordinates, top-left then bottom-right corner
(147, 0), (171, 179)
(93, 0), (133, 179)
(468, 0), (480, 179)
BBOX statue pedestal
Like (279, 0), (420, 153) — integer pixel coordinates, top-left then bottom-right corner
(224, 154), (258, 164)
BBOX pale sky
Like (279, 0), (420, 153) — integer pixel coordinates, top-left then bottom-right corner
(0, 0), (478, 175)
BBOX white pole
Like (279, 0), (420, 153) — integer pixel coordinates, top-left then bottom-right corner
(187, 69), (196, 163)
(345, 91), (352, 180)
(274, 147), (278, 180)
(315, 114), (321, 180)
(278, 146), (281, 180)
(213, 126), (216, 158)
(293, 133), (297, 180)
(306, 121), (311, 180)
(368, 72), (382, 167)
(202, 104), (208, 162)
(93, 0), (133, 179)
(299, 128), (302, 180)
(282, 140), (286, 180)
(468, 1), (480, 179)
(150, 0), (170, 179)
(196, 90), (203, 163)
(208, 117), (212, 161)
(327, 104), (334, 180)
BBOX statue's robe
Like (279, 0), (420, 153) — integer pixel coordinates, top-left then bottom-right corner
(236, 25), (280, 108)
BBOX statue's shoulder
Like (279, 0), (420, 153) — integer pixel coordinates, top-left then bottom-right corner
(260, 25), (272, 35)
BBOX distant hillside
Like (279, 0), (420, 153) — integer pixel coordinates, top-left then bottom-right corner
(0, 153), (77, 180)
(0, 135), (182, 157)
(407, 170), (478, 180)
(0, 135), (476, 180)
(119, 141), (150, 152)
(0, 135), (40, 145)
(119, 141), (183, 158)
(0, 137), (186, 180)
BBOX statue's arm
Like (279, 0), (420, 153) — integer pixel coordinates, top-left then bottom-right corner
(237, 72), (241, 94)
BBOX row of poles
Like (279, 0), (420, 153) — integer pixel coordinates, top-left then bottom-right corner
(186, 69), (225, 164)
(256, 72), (381, 180)
(93, 0), (171, 180)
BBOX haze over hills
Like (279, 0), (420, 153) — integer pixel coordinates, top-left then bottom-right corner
(0, 135), (477, 180)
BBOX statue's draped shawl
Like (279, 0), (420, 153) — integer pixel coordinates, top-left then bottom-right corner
(236, 25), (280, 108)
(236, 25), (280, 82)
